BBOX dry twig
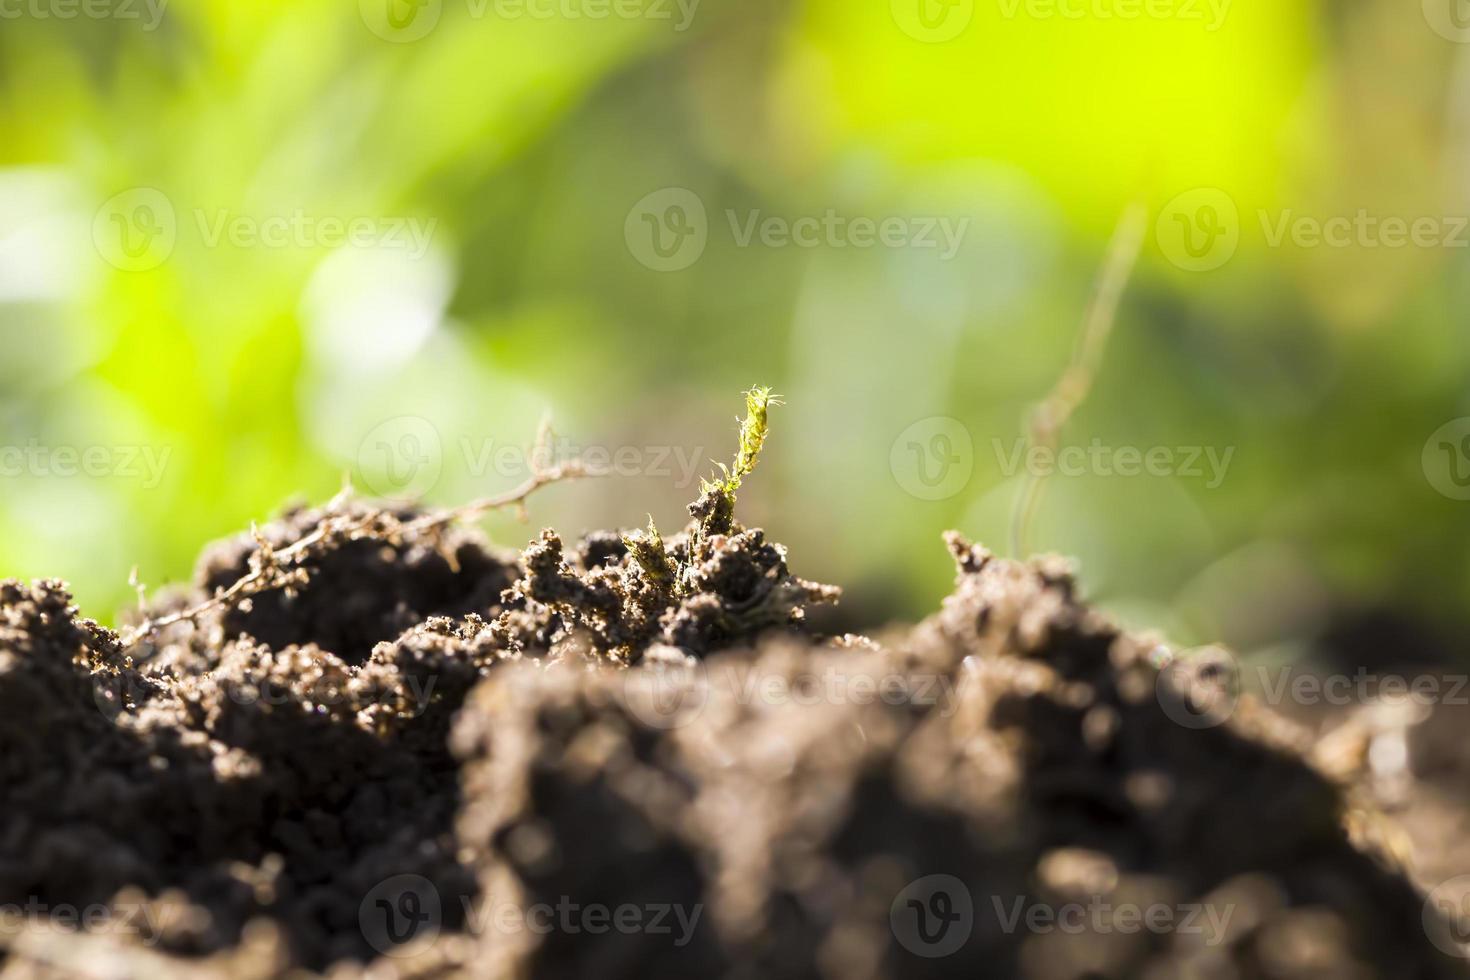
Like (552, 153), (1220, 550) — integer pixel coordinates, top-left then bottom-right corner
(120, 422), (598, 649)
(1011, 202), (1147, 557)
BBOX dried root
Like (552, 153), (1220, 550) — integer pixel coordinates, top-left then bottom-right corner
(120, 422), (596, 652)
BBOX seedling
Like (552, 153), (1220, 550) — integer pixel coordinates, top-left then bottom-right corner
(522, 385), (835, 661)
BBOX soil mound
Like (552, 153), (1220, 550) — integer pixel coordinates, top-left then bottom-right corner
(0, 495), (1462, 978)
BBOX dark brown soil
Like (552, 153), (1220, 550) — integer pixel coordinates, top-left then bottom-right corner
(0, 497), (1465, 979)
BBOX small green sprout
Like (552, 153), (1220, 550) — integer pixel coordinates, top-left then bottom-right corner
(705, 386), (781, 498)
(691, 385), (781, 539)
(514, 384), (828, 658)
(623, 515), (677, 591)
(625, 386), (783, 599)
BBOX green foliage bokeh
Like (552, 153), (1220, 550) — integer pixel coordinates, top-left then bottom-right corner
(1, 0), (1466, 664)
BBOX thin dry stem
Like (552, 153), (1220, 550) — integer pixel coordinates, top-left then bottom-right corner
(120, 438), (598, 650)
(403, 457), (596, 533)
(1011, 202), (1147, 557)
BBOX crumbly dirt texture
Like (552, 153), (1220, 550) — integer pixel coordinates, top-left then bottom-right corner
(0, 495), (1465, 978)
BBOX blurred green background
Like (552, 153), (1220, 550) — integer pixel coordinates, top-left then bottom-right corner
(2, 0), (1469, 666)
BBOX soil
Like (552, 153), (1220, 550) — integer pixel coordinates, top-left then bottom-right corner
(0, 490), (1467, 979)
